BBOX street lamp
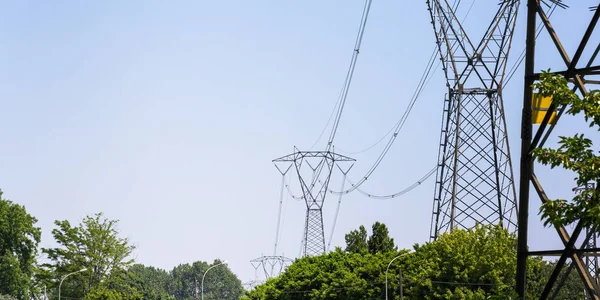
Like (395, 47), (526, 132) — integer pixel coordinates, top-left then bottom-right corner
(386, 250), (414, 300)
(58, 268), (87, 300)
(202, 260), (228, 300)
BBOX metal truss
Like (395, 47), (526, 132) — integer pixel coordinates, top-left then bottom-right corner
(575, 184), (600, 298)
(516, 1), (600, 298)
(584, 225), (600, 298)
(559, 183), (600, 300)
(242, 280), (262, 291)
(250, 255), (294, 280)
(274, 149), (354, 256)
(584, 226), (600, 299)
(428, 0), (520, 240)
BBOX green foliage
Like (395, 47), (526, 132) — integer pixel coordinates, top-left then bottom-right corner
(41, 212), (135, 299)
(244, 247), (409, 300)
(368, 222), (397, 254)
(345, 222), (397, 255)
(525, 258), (584, 299)
(531, 71), (600, 228)
(405, 224), (518, 299)
(0, 190), (41, 300)
(246, 223), (584, 299)
(86, 269), (143, 300)
(345, 225), (368, 253)
(169, 260), (243, 300)
(126, 264), (174, 300)
(0, 295), (17, 300)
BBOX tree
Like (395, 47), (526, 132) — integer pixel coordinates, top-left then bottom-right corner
(41, 212), (136, 299)
(345, 225), (368, 253)
(531, 71), (600, 228)
(243, 247), (408, 300)
(367, 221), (396, 254)
(169, 260), (243, 300)
(246, 222), (583, 299)
(125, 264), (174, 300)
(245, 222), (406, 300)
(405, 224), (583, 299)
(0, 190), (41, 299)
(405, 224), (518, 299)
(345, 222), (397, 255)
(525, 258), (584, 299)
(85, 269), (142, 300)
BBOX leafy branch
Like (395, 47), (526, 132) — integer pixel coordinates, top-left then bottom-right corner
(531, 70), (600, 228)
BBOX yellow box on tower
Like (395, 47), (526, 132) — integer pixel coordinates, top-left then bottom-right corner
(532, 94), (557, 124)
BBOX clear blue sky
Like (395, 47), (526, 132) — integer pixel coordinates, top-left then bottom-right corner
(1, 1), (598, 283)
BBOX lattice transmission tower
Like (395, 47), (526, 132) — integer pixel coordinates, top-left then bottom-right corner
(515, 1), (600, 298)
(428, 0), (520, 240)
(274, 150), (354, 256)
(271, 0), (370, 257)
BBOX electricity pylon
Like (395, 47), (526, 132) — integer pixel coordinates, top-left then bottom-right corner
(427, 0), (520, 240)
(274, 149), (354, 256)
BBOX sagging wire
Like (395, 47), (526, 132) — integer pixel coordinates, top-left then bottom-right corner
(327, 172), (347, 252)
(335, 45), (440, 155)
(504, 2), (559, 86)
(307, 0), (373, 151)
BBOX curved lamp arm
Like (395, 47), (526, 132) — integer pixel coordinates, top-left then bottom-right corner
(385, 250), (414, 300)
(58, 268), (87, 300)
(201, 261), (228, 300)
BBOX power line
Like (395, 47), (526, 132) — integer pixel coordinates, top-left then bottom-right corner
(325, 101), (515, 200)
(335, 46), (440, 155)
(332, 166), (437, 199)
(330, 41), (439, 195)
(325, 0), (373, 152)
(307, 1), (373, 151)
(298, 104), (489, 202)
(315, 0), (470, 156)
(340, 0), (475, 155)
(305, 0), (373, 198)
(327, 0), (476, 197)
(504, 3), (559, 87)
(284, 47), (441, 201)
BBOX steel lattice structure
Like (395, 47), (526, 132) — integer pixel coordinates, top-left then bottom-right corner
(273, 150), (354, 256)
(428, 0), (520, 240)
(515, 1), (600, 298)
(558, 183), (600, 299)
(250, 255), (294, 280)
(584, 226), (600, 300)
(574, 183), (600, 300)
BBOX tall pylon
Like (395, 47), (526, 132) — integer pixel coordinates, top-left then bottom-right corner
(427, 0), (520, 240)
(274, 149), (354, 256)
(515, 2), (600, 297)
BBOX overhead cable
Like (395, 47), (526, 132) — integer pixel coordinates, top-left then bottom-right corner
(325, 0), (373, 152)
(336, 46), (440, 155)
(331, 42), (439, 195)
(505, 3), (558, 86)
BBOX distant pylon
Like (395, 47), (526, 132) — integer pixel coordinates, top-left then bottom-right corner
(274, 148), (354, 256)
(573, 183), (600, 300)
(250, 255), (293, 280)
(427, 0), (519, 239)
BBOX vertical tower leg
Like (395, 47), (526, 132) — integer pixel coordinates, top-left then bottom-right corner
(304, 209), (326, 256)
(431, 91), (517, 238)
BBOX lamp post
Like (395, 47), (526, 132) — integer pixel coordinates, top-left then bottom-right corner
(386, 250), (414, 300)
(58, 268), (87, 300)
(201, 260), (228, 300)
